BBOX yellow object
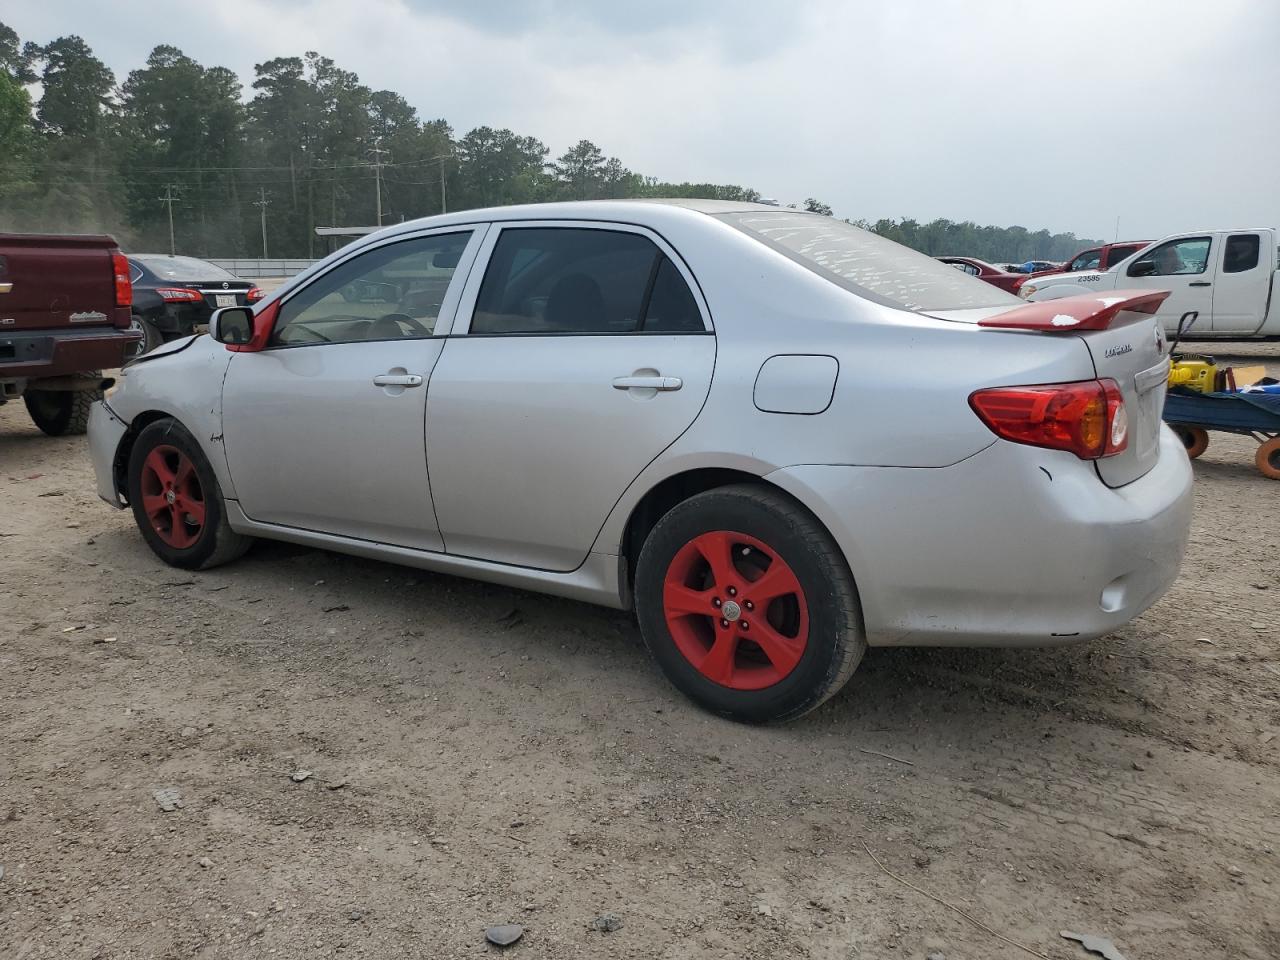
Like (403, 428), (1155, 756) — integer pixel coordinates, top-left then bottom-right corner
(1168, 357), (1217, 393)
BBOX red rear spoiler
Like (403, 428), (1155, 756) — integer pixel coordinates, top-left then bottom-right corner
(978, 290), (1171, 331)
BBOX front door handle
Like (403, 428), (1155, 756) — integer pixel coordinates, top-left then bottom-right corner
(372, 373), (423, 387)
(612, 375), (682, 391)
(1188, 281), (1212, 287)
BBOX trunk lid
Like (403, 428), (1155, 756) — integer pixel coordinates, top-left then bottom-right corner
(192, 281), (254, 312)
(0, 234), (121, 332)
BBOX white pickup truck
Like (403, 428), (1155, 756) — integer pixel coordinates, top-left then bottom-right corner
(1021, 228), (1279, 338)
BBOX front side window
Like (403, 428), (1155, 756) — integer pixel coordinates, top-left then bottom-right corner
(271, 231), (471, 346)
(721, 212), (1020, 312)
(1129, 237), (1211, 277)
(946, 260), (980, 277)
(1069, 250), (1102, 272)
(470, 227), (703, 335)
(1223, 234), (1260, 274)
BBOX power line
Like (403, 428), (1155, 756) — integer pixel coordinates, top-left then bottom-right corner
(158, 184), (181, 255)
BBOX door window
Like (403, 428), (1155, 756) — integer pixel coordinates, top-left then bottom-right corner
(271, 231), (472, 346)
(1069, 250), (1102, 272)
(1128, 237), (1211, 277)
(1222, 234), (1260, 274)
(470, 227), (703, 334)
(946, 260), (980, 276)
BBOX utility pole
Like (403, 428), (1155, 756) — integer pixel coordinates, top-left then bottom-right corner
(253, 188), (271, 258)
(367, 143), (390, 226)
(159, 184), (180, 255)
(440, 155), (447, 214)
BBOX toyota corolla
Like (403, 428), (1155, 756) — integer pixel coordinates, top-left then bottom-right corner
(87, 200), (1193, 723)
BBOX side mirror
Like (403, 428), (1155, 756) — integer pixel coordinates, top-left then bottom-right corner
(209, 306), (255, 345)
(1129, 260), (1157, 277)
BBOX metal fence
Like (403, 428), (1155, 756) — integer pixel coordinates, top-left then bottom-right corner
(207, 258), (317, 278)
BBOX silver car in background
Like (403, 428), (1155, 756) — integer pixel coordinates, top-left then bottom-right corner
(87, 200), (1193, 723)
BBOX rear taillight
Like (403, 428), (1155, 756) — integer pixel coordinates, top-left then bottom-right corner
(246, 286), (264, 303)
(157, 287), (203, 303)
(969, 379), (1128, 460)
(112, 253), (132, 306)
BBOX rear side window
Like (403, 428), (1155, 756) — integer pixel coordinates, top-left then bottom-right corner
(1069, 250), (1102, 272)
(1223, 234), (1260, 274)
(470, 227), (703, 334)
(719, 211), (1020, 312)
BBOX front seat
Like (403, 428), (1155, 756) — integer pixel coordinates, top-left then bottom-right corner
(544, 273), (606, 332)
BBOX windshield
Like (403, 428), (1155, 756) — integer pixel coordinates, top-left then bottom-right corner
(134, 256), (237, 281)
(718, 211), (1021, 312)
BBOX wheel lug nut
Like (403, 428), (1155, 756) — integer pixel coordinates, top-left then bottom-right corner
(720, 619), (729, 628)
(744, 600), (754, 610)
(712, 598), (721, 607)
(740, 620), (749, 630)
(727, 587), (737, 597)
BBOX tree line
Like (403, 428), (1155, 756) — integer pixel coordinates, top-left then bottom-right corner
(0, 22), (1099, 262)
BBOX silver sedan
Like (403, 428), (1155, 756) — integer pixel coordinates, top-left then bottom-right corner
(88, 200), (1193, 723)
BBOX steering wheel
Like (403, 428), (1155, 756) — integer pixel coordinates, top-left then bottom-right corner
(368, 312), (431, 339)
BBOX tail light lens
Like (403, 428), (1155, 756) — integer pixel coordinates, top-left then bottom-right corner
(969, 379), (1128, 460)
(246, 286), (264, 303)
(112, 253), (132, 306)
(157, 287), (204, 303)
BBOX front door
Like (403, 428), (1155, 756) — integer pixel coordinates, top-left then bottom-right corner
(426, 223), (716, 571)
(221, 228), (482, 550)
(1121, 235), (1215, 335)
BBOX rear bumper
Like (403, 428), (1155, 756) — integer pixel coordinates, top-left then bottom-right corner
(88, 400), (130, 508)
(0, 327), (143, 383)
(767, 426), (1194, 647)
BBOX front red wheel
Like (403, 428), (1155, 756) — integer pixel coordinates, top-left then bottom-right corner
(663, 531), (810, 690)
(139, 445), (207, 548)
(635, 485), (865, 723)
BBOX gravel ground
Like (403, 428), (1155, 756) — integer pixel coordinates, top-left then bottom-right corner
(1, 342), (1277, 960)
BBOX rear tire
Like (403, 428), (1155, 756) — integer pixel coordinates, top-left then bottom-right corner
(23, 373), (102, 436)
(1174, 425), (1209, 459)
(1256, 437), (1280, 480)
(126, 418), (252, 569)
(634, 484), (864, 723)
(132, 315), (164, 354)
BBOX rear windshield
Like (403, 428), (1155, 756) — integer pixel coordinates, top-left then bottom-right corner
(134, 256), (236, 281)
(718, 211), (1021, 312)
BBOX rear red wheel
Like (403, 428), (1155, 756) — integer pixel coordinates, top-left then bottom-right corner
(663, 530), (810, 691)
(635, 484), (864, 723)
(139, 445), (207, 548)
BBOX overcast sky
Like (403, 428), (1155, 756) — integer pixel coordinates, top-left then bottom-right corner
(9, 0), (1279, 240)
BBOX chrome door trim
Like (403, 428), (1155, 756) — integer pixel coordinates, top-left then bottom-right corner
(448, 219), (714, 336)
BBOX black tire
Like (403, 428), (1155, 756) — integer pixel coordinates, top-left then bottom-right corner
(133, 315), (165, 354)
(126, 418), (252, 570)
(634, 484), (865, 724)
(23, 373), (102, 436)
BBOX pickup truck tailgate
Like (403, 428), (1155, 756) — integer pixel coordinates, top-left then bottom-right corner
(0, 234), (124, 332)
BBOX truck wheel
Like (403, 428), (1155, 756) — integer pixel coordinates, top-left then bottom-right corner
(126, 418), (253, 569)
(634, 484), (865, 724)
(1256, 437), (1280, 481)
(23, 373), (102, 436)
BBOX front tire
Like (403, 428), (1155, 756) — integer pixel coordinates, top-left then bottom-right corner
(23, 373), (102, 436)
(126, 419), (252, 569)
(634, 484), (864, 723)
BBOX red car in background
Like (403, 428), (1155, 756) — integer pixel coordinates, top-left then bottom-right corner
(935, 256), (1025, 293)
(1012, 240), (1151, 293)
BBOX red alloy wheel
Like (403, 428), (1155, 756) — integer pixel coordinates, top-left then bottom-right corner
(662, 530), (810, 691)
(139, 445), (206, 549)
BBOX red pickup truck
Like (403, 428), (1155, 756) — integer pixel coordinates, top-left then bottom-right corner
(1012, 240), (1151, 293)
(1, 234), (142, 435)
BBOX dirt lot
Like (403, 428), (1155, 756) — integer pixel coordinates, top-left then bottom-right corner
(2, 343), (1278, 960)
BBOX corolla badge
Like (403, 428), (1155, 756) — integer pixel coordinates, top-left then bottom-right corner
(1104, 343), (1133, 358)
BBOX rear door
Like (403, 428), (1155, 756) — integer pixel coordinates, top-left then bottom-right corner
(1209, 232), (1270, 335)
(1119, 235), (1215, 334)
(425, 221), (716, 571)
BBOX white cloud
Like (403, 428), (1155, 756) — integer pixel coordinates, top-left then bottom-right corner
(10, 0), (1279, 239)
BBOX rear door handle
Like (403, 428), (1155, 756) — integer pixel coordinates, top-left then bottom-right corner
(1188, 281), (1212, 287)
(612, 376), (682, 391)
(372, 373), (423, 387)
